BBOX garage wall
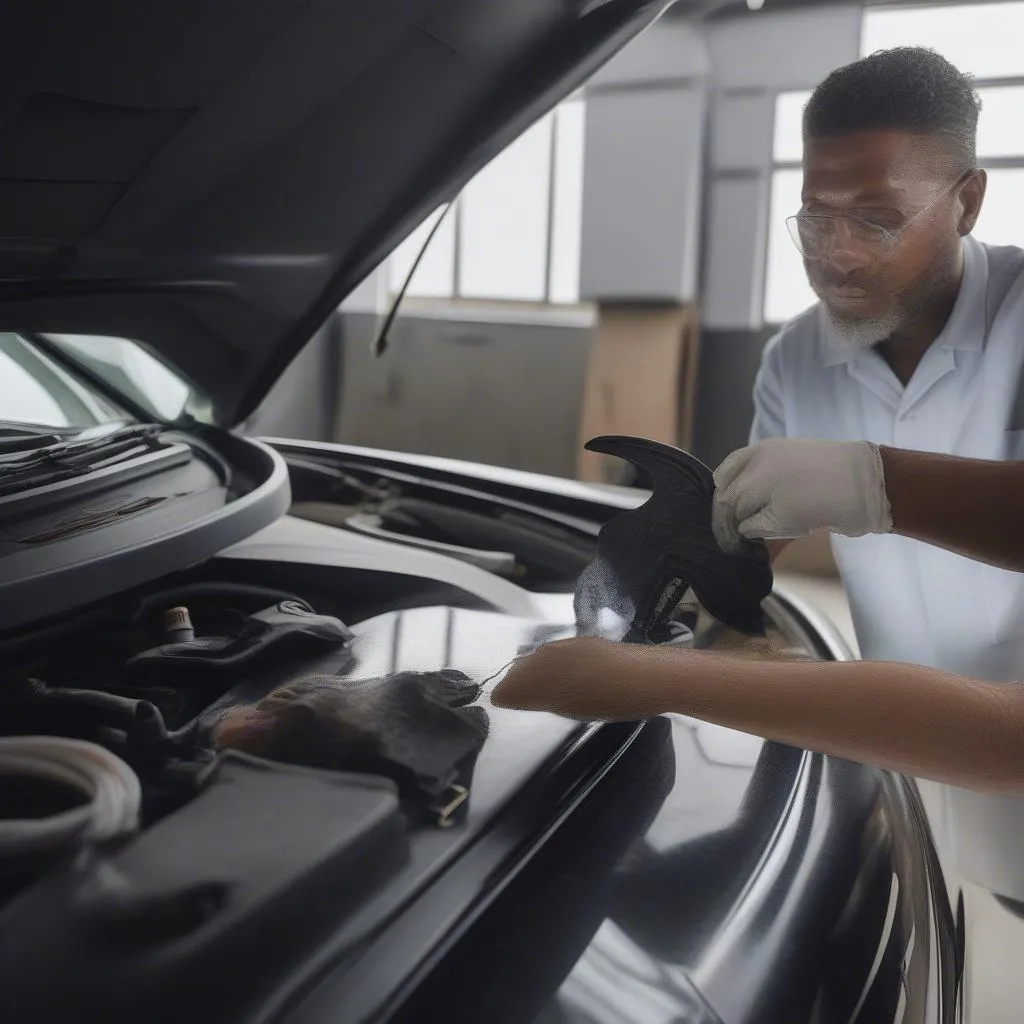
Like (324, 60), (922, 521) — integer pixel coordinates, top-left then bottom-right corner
(335, 309), (593, 479)
(251, 6), (864, 478)
(580, 18), (708, 303)
(692, 5), (861, 467)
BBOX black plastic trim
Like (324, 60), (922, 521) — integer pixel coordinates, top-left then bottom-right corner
(0, 443), (192, 518)
(0, 435), (290, 633)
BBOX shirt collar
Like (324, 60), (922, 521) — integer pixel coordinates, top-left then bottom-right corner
(820, 234), (988, 367)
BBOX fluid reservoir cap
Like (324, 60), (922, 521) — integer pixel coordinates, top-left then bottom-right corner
(162, 606), (195, 641)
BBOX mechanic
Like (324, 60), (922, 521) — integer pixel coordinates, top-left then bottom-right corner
(741, 46), (1024, 905)
(732, 44), (1024, 900)
(749, 46), (1024, 680)
(497, 48), (1024, 805)
(491, 440), (1024, 797)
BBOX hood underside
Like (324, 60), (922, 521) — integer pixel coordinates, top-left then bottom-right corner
(0, 0), (704, 426)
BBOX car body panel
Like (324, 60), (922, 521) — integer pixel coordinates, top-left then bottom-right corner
(0, 0), (961, 1016)
(0, 432), (959, 1024)
(0, 0), (710, 425)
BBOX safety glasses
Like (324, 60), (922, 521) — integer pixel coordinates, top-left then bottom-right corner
(786, 170), (974, 263)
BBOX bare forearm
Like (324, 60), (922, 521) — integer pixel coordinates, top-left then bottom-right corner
(882, 447), (1024, 571)
(643, 647), (1024, 794)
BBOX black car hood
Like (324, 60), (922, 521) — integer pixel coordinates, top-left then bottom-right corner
(0, 0), (699, 427)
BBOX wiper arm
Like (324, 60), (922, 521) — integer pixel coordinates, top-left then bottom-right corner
(0, 423), (162, 470)
(0, 425), (190, 509)
(0, 424), (168, 498)
(0, 421), (88, 453)
(0, 430), (66, 455)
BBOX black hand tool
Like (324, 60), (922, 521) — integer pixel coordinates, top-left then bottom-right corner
(574, 435), (772, 641)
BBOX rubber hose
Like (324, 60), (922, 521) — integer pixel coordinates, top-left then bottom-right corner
(0, 737), (141, 864)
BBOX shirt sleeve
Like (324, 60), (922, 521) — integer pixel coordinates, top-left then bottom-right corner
(749, 331), (787, 444)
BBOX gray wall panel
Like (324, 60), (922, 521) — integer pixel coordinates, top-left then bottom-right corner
(691, 326), (775, 471)
(710, 91), (775, 173)
(580, 86), (706, 302)
(703, 176), (769, 330)
(706, 6), (862, 92)
(589, 16), (709, 87)
(336, 313), (592, 479)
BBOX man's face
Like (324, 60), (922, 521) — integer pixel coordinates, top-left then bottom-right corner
(799, 131), (973, 346)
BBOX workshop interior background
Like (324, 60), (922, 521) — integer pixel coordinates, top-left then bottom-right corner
(168, 3), (1024, 486)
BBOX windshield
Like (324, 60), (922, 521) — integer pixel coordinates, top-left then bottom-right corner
(44, 334), (208, 424)
(0, 333), (125, 429)
(0, 333), (208, 429)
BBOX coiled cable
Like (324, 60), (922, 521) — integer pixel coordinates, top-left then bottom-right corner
(0, 737), (141, 866)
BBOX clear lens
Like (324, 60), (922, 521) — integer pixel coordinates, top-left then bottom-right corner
(786, 214), (893, 260)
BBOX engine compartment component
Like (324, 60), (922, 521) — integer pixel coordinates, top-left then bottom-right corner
(0, 736), (141, 901)
(287, 454), (600, 590)
(125, 599), (353, 675)
(212, 669), (488, 828)
(0, 423), (290, 633)
(0, 753), (408, 1024)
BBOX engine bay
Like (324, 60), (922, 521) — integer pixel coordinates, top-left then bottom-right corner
(0, 546), (595, 1024)
(284, 449), (603, 590)
(0, 444), (605, 906)
(0, 442), (822, 1024)
(0, 567), (499, 899)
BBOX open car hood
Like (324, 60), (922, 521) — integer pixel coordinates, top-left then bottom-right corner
(0, 0), (697, 427)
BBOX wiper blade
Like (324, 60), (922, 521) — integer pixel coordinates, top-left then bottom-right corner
(0, 424), (169, 498)
(0, 422), (83, 455)
(0, 431), (65, 455)
(0, 423), (161, 470)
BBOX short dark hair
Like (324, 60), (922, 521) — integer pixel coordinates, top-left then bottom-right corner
(803, 47), (982, 166)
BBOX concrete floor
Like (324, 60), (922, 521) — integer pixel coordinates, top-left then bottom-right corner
(777, 571), (1024, 1024)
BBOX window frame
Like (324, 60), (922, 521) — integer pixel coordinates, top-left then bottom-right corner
(388, 98), (587, 309)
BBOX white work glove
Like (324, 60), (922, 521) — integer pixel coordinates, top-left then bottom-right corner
(711, 438), (893, 553)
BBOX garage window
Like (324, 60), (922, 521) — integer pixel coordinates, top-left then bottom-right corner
(764, 94), (815, 325)
(388, 97), (586, 307)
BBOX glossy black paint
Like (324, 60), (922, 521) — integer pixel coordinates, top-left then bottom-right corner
(0, 435), (956, 1024)
(247, 443), (958, 1024)
(258, 615), (955, 1024)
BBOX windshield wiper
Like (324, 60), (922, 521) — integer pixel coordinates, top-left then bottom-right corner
(0, 424), (169, 498)
(0, 425), (70, 455)
(0, 422), (160, 463)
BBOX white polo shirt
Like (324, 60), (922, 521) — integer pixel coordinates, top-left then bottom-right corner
(753, 234), (1024, 678)
(752, 233), (1024, 896)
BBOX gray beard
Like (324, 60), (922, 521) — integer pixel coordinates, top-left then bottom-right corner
(822, 302), (907, 348)
(815, 245), (960, 350)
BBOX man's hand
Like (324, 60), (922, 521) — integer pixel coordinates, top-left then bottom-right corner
(712, 438), (892, 553)
(491, 638), (674, 721)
